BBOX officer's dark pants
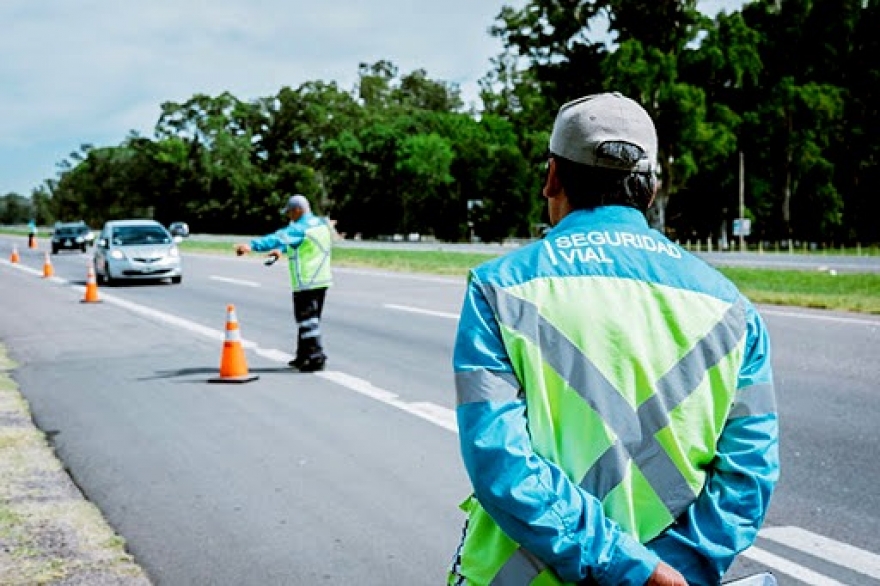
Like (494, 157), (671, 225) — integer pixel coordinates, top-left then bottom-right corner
(292, 287), (328, 365)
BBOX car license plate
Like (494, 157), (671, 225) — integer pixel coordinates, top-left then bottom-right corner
(64, 240), (71, 246)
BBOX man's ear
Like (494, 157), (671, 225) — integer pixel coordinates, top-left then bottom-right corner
(543, 158), (563, 200)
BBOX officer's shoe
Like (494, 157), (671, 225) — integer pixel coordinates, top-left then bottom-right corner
(289, 357), (325, 372)
(297, 359), (325, 373)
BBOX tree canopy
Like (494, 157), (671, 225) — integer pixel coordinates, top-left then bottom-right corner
(4, 0), (879, 245)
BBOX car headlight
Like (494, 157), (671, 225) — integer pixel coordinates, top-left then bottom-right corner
(169, 247), (179, 258)
(110, 250), (125, 260)
(75, 236), (84, 243)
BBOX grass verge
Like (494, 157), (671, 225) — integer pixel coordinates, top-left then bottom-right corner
(0, 347), (151, 585)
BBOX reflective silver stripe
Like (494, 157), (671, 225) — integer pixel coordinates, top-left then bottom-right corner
(617, 300), (748, 515)
(298, 317), (320, 328)
(578, 438), (629, 503)
(728, 383), (776, 419)
(490, 548), (548, 586)
(480, 281), (746, 520)
(477, 282), (642, 443)
(301, 330), (321, 339)
(456, 369), (522, 405)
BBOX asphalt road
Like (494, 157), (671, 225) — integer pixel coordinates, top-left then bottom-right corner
(1, 238), (879, 586)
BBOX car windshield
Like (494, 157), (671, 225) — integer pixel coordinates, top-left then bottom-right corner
(56, 226), (86, 236)
(112, 226), (171, 246)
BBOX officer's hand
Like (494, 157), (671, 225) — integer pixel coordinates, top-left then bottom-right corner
(234, 244), (250, 256)
(267, 249), (281, 260)
(645, 562), (688, 586)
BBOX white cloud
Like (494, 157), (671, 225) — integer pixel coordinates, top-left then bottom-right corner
(0, 0), (508, 195)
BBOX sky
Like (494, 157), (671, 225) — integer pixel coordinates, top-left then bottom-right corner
(0, 0), (744, 198)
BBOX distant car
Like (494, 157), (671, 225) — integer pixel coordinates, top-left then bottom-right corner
(93, 219), (183, 285)
(168, 221), (190, 238)
(51, 221), (94, 254)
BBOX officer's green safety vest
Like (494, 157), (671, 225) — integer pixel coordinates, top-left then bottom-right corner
(285, 219), (333, 291)
(451, 275), (747, 586)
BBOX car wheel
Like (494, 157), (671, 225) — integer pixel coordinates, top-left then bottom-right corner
(81, 245), (87, 252)
(51, 246), (58, 254)
(103, 266), (114, 286)
(171, 276), (182, 284)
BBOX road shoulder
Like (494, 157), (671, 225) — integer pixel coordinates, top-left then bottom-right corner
(0, 345), (152, 585)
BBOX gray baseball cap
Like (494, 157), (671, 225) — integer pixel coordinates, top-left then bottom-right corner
(282, 194), (311, 213)
(549, 92), (657, 173)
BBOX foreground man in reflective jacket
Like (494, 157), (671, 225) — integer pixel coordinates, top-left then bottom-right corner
(449, 93), (779, 585)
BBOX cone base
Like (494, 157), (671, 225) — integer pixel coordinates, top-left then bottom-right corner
(80, 299), (103, 304)
(208, 374), (260, 384)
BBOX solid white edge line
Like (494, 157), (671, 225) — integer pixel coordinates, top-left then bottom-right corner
(760, 526), (880, 579)
(0, 258), (460, 435)
(740, 546), (848, 586)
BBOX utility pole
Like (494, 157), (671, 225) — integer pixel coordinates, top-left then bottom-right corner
(739, 151), (745, 252)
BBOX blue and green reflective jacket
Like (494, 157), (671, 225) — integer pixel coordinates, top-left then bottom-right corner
(452, 206), (779, 585)
(249, 212), (333, 291)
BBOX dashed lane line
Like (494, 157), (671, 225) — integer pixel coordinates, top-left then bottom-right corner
(383, 303), (458, 320)
(209, 275), (262, 288)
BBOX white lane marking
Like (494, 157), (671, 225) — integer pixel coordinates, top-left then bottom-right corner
(210, 275), (261, 288)
(336, 267), (462, 285)
(254, 348), (293, 362)
(762, 308), (879, 327)
(318, 371), (457, 432)
(384, 303), (458, 320)
(760, 526), (880, 579)
(384, 298), (879, 329)
(740, 546), (848, 586)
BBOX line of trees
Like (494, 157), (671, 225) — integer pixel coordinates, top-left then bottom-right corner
(3, 0), (879, 245)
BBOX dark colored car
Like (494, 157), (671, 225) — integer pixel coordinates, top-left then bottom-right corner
(51, 222), (94, 254)
(168, 222), (190, 238)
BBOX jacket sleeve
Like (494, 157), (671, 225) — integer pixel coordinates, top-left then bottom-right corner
(454, 272), (660, 585)
(646, 302), (780, 585)
(249, 226), (304, 253)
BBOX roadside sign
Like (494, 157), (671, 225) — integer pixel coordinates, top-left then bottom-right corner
(733, 218), (752, 237)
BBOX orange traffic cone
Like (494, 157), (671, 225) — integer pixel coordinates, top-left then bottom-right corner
(208, 304), (259, 383)
(42, 252), (54, 278)
(9, 246), (19, 264)
(81, 259), (101, 303)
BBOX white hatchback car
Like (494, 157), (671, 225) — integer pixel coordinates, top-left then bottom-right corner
(94, 219), (183, 285)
